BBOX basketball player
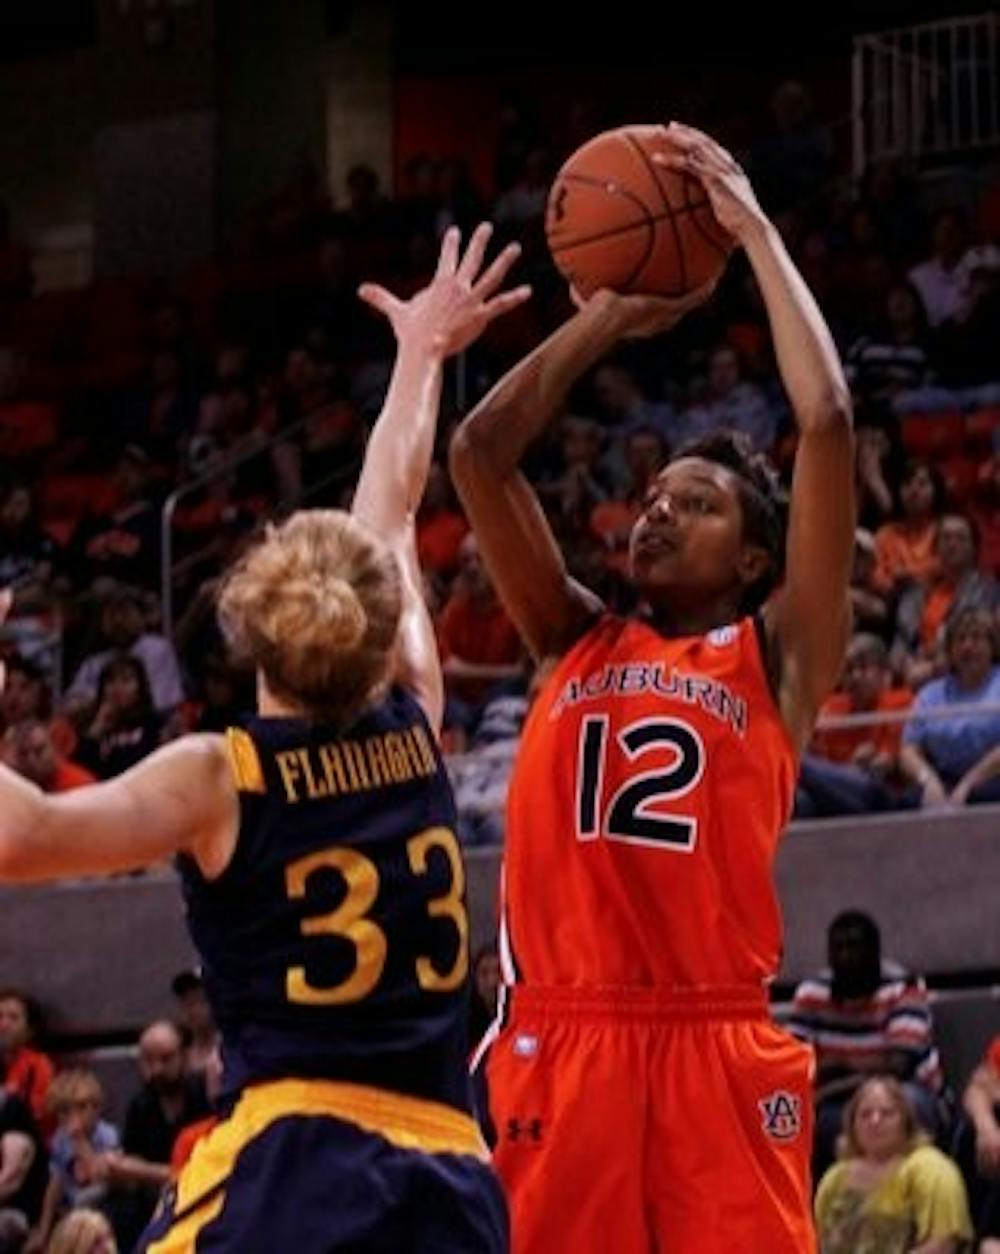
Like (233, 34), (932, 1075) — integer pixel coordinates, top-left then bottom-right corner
(0, 224), (529, 1252)
(449, 123), (854, 1252)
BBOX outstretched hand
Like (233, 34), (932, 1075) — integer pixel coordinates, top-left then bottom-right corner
(358, 223), (531, 359)
(654, 121), (767, 246)
(571, 277), (718, 340)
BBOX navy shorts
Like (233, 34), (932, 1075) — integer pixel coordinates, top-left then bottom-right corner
(138, 1078), (508, 1253)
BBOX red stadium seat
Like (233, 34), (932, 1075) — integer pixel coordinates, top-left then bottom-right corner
(940, 456), (979, 507)
(900, 411), (965, 458)
(965, 407), (1000, 457)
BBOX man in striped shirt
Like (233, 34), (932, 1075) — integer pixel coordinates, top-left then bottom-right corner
(788, 909), (946, 1178)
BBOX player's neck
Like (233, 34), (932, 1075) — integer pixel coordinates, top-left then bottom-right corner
(641, 595), (743, 639)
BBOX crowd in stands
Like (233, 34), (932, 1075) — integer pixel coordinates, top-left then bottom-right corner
(0, 83), (997, 842)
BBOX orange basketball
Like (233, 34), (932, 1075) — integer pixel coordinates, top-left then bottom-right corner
(546, 124), (733, 299)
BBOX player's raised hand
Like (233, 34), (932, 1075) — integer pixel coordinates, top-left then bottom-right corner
(571, 278), (717, 340)
(655, 122), (766, 245)
(358, 224), (531, 359)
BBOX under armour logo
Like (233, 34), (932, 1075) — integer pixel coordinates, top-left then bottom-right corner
(758, 1091), (801, 1141)
(506, 1117), (544, 1144)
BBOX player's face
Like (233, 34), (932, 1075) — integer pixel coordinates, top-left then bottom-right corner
(853, 1083), (907, 1160)
(628, 459), (759, 610)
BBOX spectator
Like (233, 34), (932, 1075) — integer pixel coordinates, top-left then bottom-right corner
(0, 1090), (47, 1253)
(69, 447), (161, 592)
(676, 343), (778, 454)
(797, 634), (913, 816)
(449, 694), (528, 847)
(415, 462), (469, 580)
(110, 1021), (209, 1250)
(66, 587), (183, 716)
(1, 720), (95, 793)
(169, 972), (219, 1080)
(815, 1076), (972, 1254)
(30, 1071), (120, 1251)
(0, 483), (59, 613)
(874, 459), (946, 595)
(75, 656), (163, 782)
(750, 79), (832, 214)
(892, 514), (999, 689)
(0, 660), (76, 761)
(908, 207), (975, 327)
(589, 426), (666, 577)
(45, 1208), (117, 1254)
(848, 527), (892, 638)
(536, 416), (611, 540)
(468, 945), (500, 1050)
(846, 278), (935, 404)
(900, 606), (1000, 807)
(971, 456), (1000, 577)
(960, 1034), (1000, 1249)
(788, 911), (946, 1179)
(437, 535), (523, 721)
(0, 993), (53, 1138)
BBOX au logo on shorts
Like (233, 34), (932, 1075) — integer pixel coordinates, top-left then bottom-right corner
(758, 1090), (801, 1140)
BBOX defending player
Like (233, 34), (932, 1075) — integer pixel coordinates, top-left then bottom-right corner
(0, 224), (529, 1253)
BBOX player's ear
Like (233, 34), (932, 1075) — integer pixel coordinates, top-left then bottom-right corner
(737, 544), (770, 588)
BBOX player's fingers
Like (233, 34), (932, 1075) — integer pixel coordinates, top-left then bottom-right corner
(435, 225), (461, 277)
(357, 283), (402, 318)
(483, 285), (532, 319)
(457, 222), (494, 284)
(472, 241), (522, 297)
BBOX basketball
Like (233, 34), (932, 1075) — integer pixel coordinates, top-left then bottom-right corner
(545, 124), (733, 299)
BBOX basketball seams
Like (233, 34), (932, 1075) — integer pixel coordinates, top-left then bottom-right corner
(550, 205), (697, 254)
(682, 174), (732, 264)
(621, 131), (687, 294)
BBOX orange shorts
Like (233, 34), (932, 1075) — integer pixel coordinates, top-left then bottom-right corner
(485, 985), (816, 1254)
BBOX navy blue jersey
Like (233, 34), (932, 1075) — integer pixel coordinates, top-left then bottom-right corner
(177, 688), (474, 1113)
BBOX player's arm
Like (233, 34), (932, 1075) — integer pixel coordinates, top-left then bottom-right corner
(663, 124), (854, 749)
(450, 284), (711, 660)
(351, 224), (529, 733)
(0, 729), (234, 883)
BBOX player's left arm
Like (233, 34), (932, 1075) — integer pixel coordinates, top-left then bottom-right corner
(351, 224), (529, 736)
(664, 124), (855, 750)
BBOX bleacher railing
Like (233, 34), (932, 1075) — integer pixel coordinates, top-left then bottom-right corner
(852, 12), (1000, 177)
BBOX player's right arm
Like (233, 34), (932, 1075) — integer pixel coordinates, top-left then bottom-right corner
(963, 1058), (1000, 1175)
(450, 288), (709, 660)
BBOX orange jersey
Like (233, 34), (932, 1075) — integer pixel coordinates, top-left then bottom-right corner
(502, 614), (798, 988)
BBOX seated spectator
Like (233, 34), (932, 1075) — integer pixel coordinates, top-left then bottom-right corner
(0, 482), (59, 613)
(846, 278), (936, 405)
(416, 462), (469, 580)
(31, 1071), (120, 1251)
(1, 720), (96, 793)
(849, 527), (892, 638)
(68, 447), (161, 592)
(874, 459), (945, 595)
(788, 911), (947, 1179)
(899, 606), (1000, 807)
(437, 536), (524, 723)
(449, 694), (528, 847)
(908, 207), (975, 328)
(0, 993), (53, 1138)
(107, 1021), (209, 1251)
(590, 362), (675, 456)
(0, 1089), (47, 1252)
(169, 971), (219, 1080)
(936, 254), (1000, 386)
(75, 656), (163, 781)
(469, 945), (500, 1050)
(676, 343), (777, 454)
(972, 456), (1000, 577)
(815, 1076), (972, 1254)
(536, 416), (611, 541)
(797, 634), (913, 816)
(0, 658), (74, 758)
(589, 426), (666, 577)
(66, 587), (183, 716)
(892, 514), (999, 689)
(44, 1208), (117, 1254)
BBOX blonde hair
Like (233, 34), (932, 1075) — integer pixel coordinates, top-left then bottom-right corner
(48, 1207), (117, 1254)
(47, 1068), (104, 1118)
(217, 511), (402, 725)
(839, 1075), (930, 1160)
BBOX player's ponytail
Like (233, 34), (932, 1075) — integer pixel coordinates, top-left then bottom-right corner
(217, 510), (402, 726)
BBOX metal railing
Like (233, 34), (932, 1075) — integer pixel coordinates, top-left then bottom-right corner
(852, 12), (1000, 177)
(159, 415), (362, 640)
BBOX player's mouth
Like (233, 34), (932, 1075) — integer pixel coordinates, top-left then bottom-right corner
(634, 529), (679, 557)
